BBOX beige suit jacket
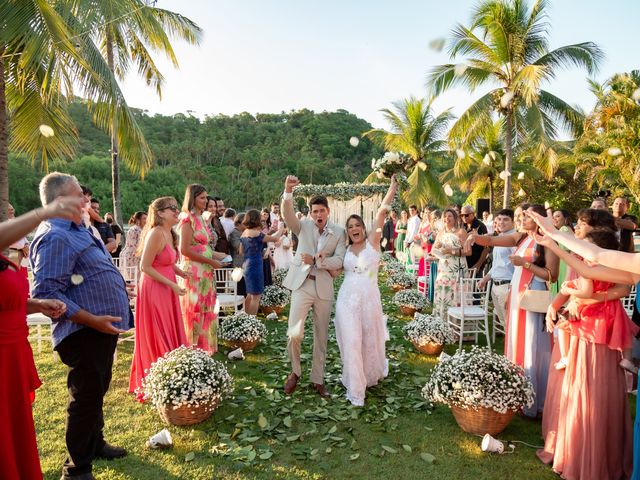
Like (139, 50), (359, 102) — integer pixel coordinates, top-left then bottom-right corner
(282, 218), (346, 300)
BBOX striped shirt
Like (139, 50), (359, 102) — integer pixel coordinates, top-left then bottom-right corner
(29, 218), (131, 347)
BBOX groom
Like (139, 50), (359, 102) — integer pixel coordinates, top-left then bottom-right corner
(281, 175), (346, 397)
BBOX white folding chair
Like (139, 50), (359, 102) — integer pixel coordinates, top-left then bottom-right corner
(623, 284), (637, 317)
(111, 257), (121, 269)
(215, 268), (245, 313)
(26, 313), (56, 360)
(446, 278), (492, 352)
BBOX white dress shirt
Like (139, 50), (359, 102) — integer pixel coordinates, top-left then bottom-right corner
(488, 228), (516, 281)
(405, 215), (421, 245)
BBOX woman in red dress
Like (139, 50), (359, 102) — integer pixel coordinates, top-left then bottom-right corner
(129, 197), (189, 400)
(0, 197), (83, 480)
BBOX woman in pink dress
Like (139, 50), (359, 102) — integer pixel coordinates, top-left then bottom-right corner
(129, 197), (189, 399)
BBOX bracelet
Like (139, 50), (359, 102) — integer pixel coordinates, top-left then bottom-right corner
(282, 191), (293, 200)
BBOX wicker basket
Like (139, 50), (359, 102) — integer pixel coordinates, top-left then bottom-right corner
(450, 404), (515, 436)
(400, 305), (418, 316)
(261, 305), (284, 316)
(411, 340), (444, 356)
(226, 338), (260, 352)
(158, 398), (219, 426)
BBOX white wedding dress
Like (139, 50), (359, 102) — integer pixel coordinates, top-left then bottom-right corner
(334, 240), (389, 406)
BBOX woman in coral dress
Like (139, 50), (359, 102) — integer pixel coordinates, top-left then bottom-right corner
(129, 197), (189, 399)
(178, 185), (226, 353)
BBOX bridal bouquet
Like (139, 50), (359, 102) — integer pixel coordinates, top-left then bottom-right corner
(371, 151), (411, 179)
(421, 346), (534, 413)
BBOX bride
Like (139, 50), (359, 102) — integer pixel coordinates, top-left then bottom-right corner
(331, 176), (398, 406)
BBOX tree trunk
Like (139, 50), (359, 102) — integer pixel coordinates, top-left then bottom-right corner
(488, 175), (494, 214)
(106, 34), (122, 226)
(502, 113), (514, 208)
(0, 49), (8, 222)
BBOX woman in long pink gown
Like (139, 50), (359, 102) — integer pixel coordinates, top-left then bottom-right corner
(129, 197), (189, 400)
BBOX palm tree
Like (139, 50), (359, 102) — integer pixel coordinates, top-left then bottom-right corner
(78, 0), (202, 224)
(428, 0), (603, 207)
(442, 120), (504, 210)
(0, 0), (146, 220)
(363, 96), (453, 206)
(574, 71), (640, 202)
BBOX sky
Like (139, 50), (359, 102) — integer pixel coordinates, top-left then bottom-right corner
(121, 0), (639, 129)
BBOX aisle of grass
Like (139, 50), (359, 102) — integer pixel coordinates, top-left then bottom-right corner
(33, 278), (564, 480)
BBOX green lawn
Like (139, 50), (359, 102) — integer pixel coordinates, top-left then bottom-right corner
(32, 279), (582, 480)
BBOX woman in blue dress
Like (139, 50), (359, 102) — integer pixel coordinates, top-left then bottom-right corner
(240, 210), (282, 314)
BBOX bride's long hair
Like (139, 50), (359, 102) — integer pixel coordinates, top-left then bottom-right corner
(345, 214), (366, 245)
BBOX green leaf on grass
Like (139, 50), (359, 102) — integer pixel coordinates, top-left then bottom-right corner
(257, 413), (268, 429)
(420, 452), (436, 464)
(381, 445), (397, 453)
(402, 444), (412, 452)
(350, 453), (360, 461)
(259, 451), (273, 460)
(328, 425), (337, 434)
(185, 452), (195, 462)
(286, 434), (300, 442)
(283, 416), (292, 428)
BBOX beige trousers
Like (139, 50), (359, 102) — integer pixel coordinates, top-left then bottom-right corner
(491, 283), (510, 327)
(287, 278), (333, 384)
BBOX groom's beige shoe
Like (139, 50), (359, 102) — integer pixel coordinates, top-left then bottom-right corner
(284, 372), (299, 395)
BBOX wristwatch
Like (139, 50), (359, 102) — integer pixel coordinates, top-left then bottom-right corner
(524, 261), (531, 270)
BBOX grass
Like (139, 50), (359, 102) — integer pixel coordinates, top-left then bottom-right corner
(31, 275), (607, 480)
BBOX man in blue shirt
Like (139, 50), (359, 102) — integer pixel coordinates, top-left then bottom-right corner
(30, 172), (131, 480)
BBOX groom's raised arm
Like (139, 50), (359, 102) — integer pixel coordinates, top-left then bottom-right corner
(281, 175), (301, 237)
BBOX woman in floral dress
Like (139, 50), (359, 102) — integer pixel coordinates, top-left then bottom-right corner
(432, 208), (468, 318)
(178, 184), (226, 353)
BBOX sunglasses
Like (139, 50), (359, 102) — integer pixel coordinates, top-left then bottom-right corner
(460, 213), (472, 217)
(161, 205), (180, 212)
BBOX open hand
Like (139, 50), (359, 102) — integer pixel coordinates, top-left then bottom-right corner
(43, 196), (85, 224)
(545, 304), (558, 332)
(89, 315), (127, 335)
(526, 210), (557, 237)
(508, 254), (525, 267)
(301, 253), (314, 265)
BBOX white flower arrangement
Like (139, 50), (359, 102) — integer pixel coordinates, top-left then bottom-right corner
(260, 284), (291, 307)
(272, 268), (289, 287)
(140, 346), (233, 410)
(293, 183), (389, 201)
(371, 151), (412, 179)
(219, 312), (268, 343)
(393, 289), (430, 309)
(404, 314), (456, 345)
(381, 252), (396, 264)
(386, 270), (416, 289)
(421, 346), (535, 414)
(382, 260), (406, 275)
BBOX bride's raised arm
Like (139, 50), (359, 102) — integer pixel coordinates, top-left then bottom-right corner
(369, 175), (399, 249)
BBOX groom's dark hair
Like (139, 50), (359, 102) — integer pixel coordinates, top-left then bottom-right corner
(309, 196), (329, 210)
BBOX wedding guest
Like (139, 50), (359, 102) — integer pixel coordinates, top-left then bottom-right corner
(460, 205), (488, 276)
(514, 205), (524, 232)
(5, 203), (29, 273)
(381, 210), (395, 252)
(104, 212), (123, 259)
(89, 198), (116, 253)
(549, 209), (574, 297)
(270, 203), (280, 230)
(465, 204), (559, 417)
(432, 208), (468, 317)
(483, 211), (494, 235)
(612, 196), (638, 253)
(405, 205), (421, 251)
(120, 211), (147, 281)
(417, 206), (433, 293)
(212, 196), (229, 254)
(129, 197), (189, 400)
(260, 208), (275, 286)
(591, 196), (608, 210)
(529, 211), (635, 480)
(30, 173), (130, 479)
(0, 194), (82, 480)
(178, 184), (225, 353)
(228, 212), (247, 297)
(476, 209), (516, 328)
(240, 210), (282, 314)
(221, 208), (236, 237)
(394, 210), (408, 257)
(427, 210), (441, 302)
(273, 225), (294, 270)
